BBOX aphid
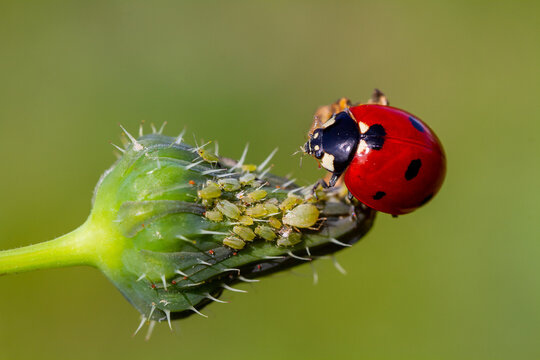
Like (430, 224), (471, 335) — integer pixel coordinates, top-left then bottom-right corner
(241, 164), (257, 172)
(268, 217), (282, 229)
(245, 189), (267, 203)
(282, 204), (320, 228)
(197, 182), (222, 199)
(216, 200), (241, 219)
(303, 93), (446, 215)
(279, 195), (304, 211)
(238, 215), (254, 226)
(276, 231), (302, 247)
(205, 210), (223, 222)
(233, 226), (256, 242)
(254, 225), (277, 241)
(263, 202), (280, 215)
(223, 236), (246, 250)
(217, 178), (241, 192)
(239, 173), (256, 186)
(245, 204), (268, 218)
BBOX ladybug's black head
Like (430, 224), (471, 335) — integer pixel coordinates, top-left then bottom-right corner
(303, 111), (360, 176)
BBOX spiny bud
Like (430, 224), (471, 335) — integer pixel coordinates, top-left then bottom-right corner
(0, 124), (375, 337)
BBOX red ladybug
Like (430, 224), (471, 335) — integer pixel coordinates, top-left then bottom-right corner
(303, 103), (446, 215)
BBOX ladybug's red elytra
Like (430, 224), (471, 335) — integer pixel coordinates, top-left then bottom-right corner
(303, 92), (446, 215)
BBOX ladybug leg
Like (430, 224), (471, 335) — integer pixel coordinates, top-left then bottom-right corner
(328, 172), (341, 187)
(367, 89), (389, 106)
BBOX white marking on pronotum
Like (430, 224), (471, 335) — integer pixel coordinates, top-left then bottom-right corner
(329, 238), (352, 247)
(200, 230), (228, 235)
(164, 309), (172, 330)
(287, 250), (311, 261)
(321, 153), (335, 172)
(133, 316), (147, 337)
(229, 143), (249, 172)
(310, 262), (319, 285)
(145, 320), (156, 341)
(190, 307), (208, 318)
(206, 293), (228, 303)
(161, 274), (168, 291)
(120, 125), (144, 151)
(222, 284), (247, 293)
(136, 273), (147, 282)
(185, 159), (204, 170)
(175, 269), (189, 277)
(110, 143), (125, 153)
(174, 128), (187, 145)
(158, 121), (167, 134)
(238, 276), (259, 283)
(258, 147), (278, 171)
(332, 255), (347, 275)
(322, 116), (336, 128)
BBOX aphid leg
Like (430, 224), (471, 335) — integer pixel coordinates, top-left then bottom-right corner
(367, 88), (389, 106)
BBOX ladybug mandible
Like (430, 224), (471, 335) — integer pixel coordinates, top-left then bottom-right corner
(303, 92), (446, 215)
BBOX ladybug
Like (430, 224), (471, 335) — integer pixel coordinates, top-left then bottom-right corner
(304, 96), (446, 215)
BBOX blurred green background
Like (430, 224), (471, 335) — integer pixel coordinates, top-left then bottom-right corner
(1, 1), (539, 359)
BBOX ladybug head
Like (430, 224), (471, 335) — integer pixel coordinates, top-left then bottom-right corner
(303, 111), (360, 176)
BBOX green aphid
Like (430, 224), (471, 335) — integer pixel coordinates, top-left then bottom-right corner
(223, 236), (246, 250)
(241, 164), (257, 172)
(233, 226), (256, 242)
(277, 232), (302, 247)
(249, 180), (263, 188)
(246, 189), (267, 203)
(282, 204), (320, 228)
(197, 148), (220, 164)
(255, 225), (277, 241)
(238, 215), (254, 226)
(216, 200), (241, 219)
(197, 182), (221, 199)
(268, 217), (282, 229)
(263, 202), (280, 215)
(205, 210), (223, 222)
(279, 195), (304, 211)
(245, 204), (268, 218)
(218, 178), (241, 192)
(239, 173), (256, 186)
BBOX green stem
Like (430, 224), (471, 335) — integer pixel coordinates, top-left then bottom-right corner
(0, 222), (98, 276)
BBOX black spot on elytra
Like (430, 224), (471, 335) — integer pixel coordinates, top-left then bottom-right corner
(362, 124), (386, 150)
(372, 191), (386, 200)
(408, 116), (425, 132)
(405, 159), (422, 180)
(419, 193), (434, 206)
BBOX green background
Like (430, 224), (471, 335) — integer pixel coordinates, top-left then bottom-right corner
(0, 1), (539, 359)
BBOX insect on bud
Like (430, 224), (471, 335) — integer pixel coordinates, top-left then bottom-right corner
(0, 124), (375, 335)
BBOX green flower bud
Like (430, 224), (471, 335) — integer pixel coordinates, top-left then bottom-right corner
(0, 125), (375, 336)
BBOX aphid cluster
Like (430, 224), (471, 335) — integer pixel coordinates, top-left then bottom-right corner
(197, 173), (320, 251)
